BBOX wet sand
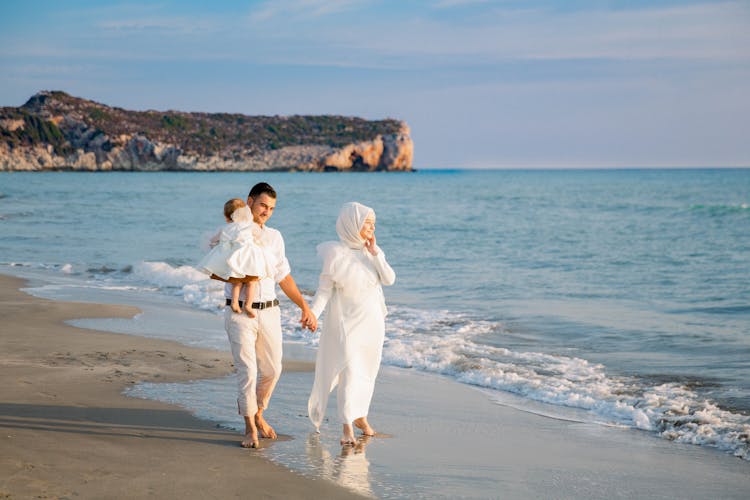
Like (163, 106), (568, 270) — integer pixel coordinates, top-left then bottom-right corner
(223, 365), (750, 498)
(0, 274), (363, 499)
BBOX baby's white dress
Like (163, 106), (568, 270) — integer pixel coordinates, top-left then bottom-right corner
(196, 207), (270, 280)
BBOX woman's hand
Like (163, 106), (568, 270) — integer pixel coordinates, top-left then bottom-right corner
(364, 235), (378, 256)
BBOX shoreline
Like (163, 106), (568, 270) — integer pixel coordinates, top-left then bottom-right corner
(0, 274), (363, 499)
(2, 272), (749, 498)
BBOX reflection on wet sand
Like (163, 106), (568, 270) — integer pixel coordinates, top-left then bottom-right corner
(306, 433), (373, 497)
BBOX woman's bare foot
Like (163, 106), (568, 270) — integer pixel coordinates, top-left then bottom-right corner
(354, 417), (375, 436)
(244, 303), (256, 318)
(255, 410), (277, 439)
(241, 427), (259, 448)
(340, 423), (356, 445)
(231, 299), (242, 314)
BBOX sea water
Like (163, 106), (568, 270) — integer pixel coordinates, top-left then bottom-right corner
(1, 169), (749, 468)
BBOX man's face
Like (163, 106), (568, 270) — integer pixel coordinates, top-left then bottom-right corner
(247, 193), (276, 226)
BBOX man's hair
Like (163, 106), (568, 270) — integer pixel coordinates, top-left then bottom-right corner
(248, 182), (277, 200)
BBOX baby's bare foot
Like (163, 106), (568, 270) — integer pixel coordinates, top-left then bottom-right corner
(244, 303), (256, 318)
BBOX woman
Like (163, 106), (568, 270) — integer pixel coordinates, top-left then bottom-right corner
(308, 202), (396, 445)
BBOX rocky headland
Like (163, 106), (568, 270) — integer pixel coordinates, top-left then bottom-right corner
(0, 91), (413, 172)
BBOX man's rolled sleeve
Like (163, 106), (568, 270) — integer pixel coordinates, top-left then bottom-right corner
(271, 231), (291, 283)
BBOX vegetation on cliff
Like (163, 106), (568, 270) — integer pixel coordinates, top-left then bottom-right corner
(1, 107), (73, 156)
(0, 91), (413, 171)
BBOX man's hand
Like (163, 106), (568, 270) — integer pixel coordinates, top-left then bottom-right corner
(279, 274), (317, 331)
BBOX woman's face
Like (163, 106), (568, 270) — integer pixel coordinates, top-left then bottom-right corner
(359, 216), (375, 241)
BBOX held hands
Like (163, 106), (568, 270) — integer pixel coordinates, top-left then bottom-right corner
(300, 307), (317, 332)
(364, 235), (378, 256)
(278, 274), (317, 332)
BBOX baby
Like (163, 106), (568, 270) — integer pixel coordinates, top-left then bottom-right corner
(197, 198), (269, 317)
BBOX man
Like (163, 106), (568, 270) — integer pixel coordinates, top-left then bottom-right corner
(219, 182), (317, 448)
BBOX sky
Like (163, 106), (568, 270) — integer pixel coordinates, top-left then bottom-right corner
(1, 0), (749, 168)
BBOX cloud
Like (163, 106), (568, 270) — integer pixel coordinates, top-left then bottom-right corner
(249, 0), (369, 22)
(217, 1), (750, 71)
(96, 17), (215, 35)
(432, 0), (492, 8)
(4, 1), (747, 72)
(336, 1), (750, 63)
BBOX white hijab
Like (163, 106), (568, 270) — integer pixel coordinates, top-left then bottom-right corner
(336, 202), (375, 249)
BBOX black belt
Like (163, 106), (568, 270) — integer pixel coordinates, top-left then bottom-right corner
(226, 298), (279, 310)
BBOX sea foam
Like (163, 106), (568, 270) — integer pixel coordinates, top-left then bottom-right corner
(98, 260), (750, 461)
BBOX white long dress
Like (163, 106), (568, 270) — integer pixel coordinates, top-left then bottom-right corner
(308, 240), (396, 429)
(196, 221), (271, 280)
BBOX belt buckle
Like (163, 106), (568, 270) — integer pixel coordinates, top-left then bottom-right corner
(252, 299), (277, 310)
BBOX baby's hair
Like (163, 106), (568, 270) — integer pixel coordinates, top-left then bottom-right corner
(224, 198), (247, 220)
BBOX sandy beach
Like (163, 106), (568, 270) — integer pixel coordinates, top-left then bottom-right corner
(0, 274), (362, 499)
(2, 272), (749, 499)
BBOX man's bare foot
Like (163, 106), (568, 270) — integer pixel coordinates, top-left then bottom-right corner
(255, 411), (277, 439)
(231, 299), (242, 314)
(340, 423), (356, 445)
(241, 428), (259, 448)
(244, 303), (256, 318)
(354, 417), (375, 436)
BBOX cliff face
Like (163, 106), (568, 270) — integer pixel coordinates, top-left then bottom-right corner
(0, 91), (413, 172)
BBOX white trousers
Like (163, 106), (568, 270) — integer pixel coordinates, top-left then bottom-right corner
(224, 306), (283, 417)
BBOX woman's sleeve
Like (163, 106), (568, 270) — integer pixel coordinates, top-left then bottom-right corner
(310, 272), (333, 319)
(309, 242), (339, 319)
(372, 247), (396, 286)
